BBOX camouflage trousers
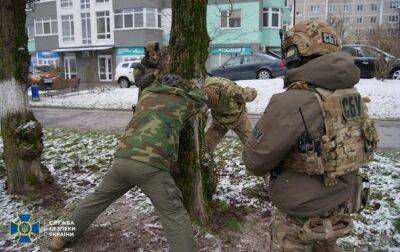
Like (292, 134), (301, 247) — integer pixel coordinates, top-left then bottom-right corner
(267, 208), (352, 252)
(205, 115), (252, 150)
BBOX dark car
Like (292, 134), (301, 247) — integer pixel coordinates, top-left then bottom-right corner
(342, 45), (400, 79)
(208, 53), (286, 80)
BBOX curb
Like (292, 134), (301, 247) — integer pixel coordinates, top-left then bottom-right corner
(29, 105), (400, 122)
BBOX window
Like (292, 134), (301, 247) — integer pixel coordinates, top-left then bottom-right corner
(81, 13), (91, 44)
(146, 8), (157, 28)
(34, 18), (58, 36)
(390, 1), (400, 9)
(356, 4), (363, 11)
(328, 5), (336, 13)
(223, 56), (241, 66)
(122, 63), (130, 68)
(284, 0), (288, 7)
(310, 17), (319, 21)
(61, 0), (72, 8)
(221, 9), (241, 28)
(26, 25), (35, 40)
(343, 4), (352, 12)
(356, 17), (363, 24)
(134, 8), (144, 27)
(97, 11), (111, 39)
(262, 8), (281, 28)
(310, 5), (320, 12)
(243, 55), (264, 64)
(80, 0), (89, 9)
(370, 17), (377, 23)
(61, 15), (74, 42)
(344, 17), (350, 24)
(389, 15), (399, 23)
(115, 9), (133, 29)
(96, 0), (109, 3)
(115, 8), (161, 29)
(355, 29), (361, 36)
(371, 3), (379, 11)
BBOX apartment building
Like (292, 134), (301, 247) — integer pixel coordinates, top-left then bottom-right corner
(290, 0), (400, 38)
(26, 0), (291, 80)
(207, 0), (291, 67)
(26, 0), (171, 83)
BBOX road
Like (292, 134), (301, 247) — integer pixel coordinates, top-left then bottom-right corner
(32, 107), (400, 151)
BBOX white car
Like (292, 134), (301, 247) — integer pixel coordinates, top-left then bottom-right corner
(114, 60), (141, 88)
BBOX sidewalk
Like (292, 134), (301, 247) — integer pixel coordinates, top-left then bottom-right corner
(32, 107), (400, 150)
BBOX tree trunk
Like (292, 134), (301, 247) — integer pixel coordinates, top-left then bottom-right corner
(0, 0), (52, 193)
(169, 0), (216, 224)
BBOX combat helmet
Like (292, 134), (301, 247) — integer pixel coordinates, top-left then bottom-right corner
(281, 21), (341, 68)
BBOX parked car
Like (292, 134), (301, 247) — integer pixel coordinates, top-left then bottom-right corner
(30, 65), (63, 89)
(342, 45), (400, 79)
(208, 53), (286, 80)
(114, 60), (141, 88)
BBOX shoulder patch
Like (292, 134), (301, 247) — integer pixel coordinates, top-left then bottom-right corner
(252, 126), (264, 142)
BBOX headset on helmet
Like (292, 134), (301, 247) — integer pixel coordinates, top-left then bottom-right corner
(281, 21), (342, 69)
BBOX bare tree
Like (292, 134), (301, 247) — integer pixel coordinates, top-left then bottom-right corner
(0, 0), (52, 193)
(168, 0), (217, 224)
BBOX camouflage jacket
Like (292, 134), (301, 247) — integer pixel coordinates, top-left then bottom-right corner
(203, 77), (257, 125)
(114, 82), (207, 171)
(133, 58), (161, 97)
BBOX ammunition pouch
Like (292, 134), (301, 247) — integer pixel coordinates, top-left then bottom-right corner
(299, 214), (353, 242)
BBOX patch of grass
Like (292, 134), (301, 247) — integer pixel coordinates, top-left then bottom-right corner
(242, 183), (265, 201)
(54, 161), (63, 170)
(226, 218), (241, 232)
(394, 218), (400, 232)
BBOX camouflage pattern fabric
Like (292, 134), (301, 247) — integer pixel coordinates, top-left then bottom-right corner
(205, 114), (252, 150)
(114, 82), (207, 171)
(203, 77), (257, 126)
(267, 208), (351, 252)
(282, 20), (341, 58)
(282, 84), (379, 186)
(133, 57), (162, 98)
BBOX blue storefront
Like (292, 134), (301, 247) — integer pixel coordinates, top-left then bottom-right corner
(115, 47), (145, 66)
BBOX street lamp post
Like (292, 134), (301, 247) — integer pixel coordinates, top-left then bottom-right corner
(293, 0), (296, 26)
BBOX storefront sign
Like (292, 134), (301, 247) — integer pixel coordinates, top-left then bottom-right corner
(210, 47), (252, 55)
(116, 47), (145, 56)
(37, 51), (60, 58)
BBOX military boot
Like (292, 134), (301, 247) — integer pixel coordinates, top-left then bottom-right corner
(49, 236), (67, 251)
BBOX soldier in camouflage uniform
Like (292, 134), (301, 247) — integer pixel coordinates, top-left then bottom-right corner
(243, 21), (379, 251)
(202, 77), (257, 151)
(133, 41), (163, 98)
(50, 75), (207, 252)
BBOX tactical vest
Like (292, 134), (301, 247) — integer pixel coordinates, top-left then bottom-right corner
(283, 83), (379, 186)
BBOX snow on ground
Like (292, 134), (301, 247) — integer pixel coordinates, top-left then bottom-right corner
(0, 130), (399, 251)
(29, 78), (400, 120)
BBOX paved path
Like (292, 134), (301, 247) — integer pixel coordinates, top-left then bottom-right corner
(32, 107), (400, 151)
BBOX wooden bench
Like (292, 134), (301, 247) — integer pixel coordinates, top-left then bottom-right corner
(45, 78), (80, 97)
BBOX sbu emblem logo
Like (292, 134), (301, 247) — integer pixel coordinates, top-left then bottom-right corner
(10, 214), (40, 243)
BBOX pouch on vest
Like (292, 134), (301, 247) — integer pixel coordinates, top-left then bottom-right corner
(299, 214), (353, 242)
(352, 172), (370, 213)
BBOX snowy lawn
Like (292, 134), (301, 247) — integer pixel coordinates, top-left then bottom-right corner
(0, 130), (399, 251)
(29, 78), (400, 120)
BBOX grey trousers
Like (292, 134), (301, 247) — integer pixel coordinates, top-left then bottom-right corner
(64, 158), (197, 252)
